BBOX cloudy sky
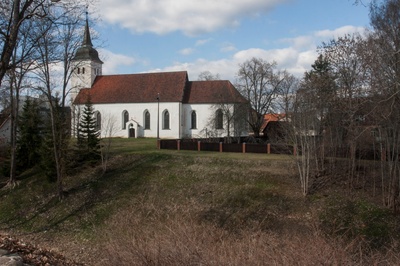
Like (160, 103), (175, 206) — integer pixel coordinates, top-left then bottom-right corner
(90, 0), (370, 82)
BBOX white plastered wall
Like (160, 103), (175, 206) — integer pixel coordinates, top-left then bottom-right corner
(78, 102), (182, 139)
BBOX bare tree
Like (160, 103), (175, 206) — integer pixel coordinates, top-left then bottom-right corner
(367, 0), (400, 210)
(320, 34), (375, 188)
(290, 88), (320, 196)
(201, 99), (248, 142)
(6, 10), (48, 187)
(284, 55), (336, 196)
(0, 0), (59, 87)
(32, 1), (85, 199)
(100, 113), (117, 173)
(276, 70), (298, 116)
(198, 71), (220, 81)
(236, 57), (285, 136)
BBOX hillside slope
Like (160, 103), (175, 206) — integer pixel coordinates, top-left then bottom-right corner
(0, 139), (399, 265)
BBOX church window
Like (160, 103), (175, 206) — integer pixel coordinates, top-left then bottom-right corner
(191, 111), (197, 129)
(77, 68), (80, 74)
(122, 110), (129, 129)
(144, 110), (150, 129)
(95, 111), (101, 130)
(216, 109), (223, 129)
(163, 110), (170, 130)
(82, 67), (85, 74)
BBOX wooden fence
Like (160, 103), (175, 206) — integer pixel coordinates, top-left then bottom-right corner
(158, 139), (385, 160)
(158, 139), (294, 155)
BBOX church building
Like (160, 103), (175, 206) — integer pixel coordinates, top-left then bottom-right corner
(72, 17), (248, 139)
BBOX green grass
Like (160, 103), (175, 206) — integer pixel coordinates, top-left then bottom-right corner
(0, 138), (293, 232)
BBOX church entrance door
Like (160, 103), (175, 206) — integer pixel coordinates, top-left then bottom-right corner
(129, 127), (135, 138)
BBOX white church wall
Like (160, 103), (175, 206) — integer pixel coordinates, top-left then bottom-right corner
(88, 102), (182, 139)
(182, 103), (232, 138)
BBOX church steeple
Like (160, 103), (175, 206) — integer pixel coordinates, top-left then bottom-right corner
(82, 12), (93, 47)
(73, 11), (103, 64)
(71, 9), (103, 104)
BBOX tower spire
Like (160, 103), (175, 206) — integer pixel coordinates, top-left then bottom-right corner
(82, 7), (93, 47)
(73, 7), (103, 64)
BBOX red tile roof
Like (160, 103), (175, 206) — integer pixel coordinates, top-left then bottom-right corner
(74, 71), (189, 104)
(74, 71), (248, 105)
(184, 80), (248, 104)
(261, 113), (286, 132)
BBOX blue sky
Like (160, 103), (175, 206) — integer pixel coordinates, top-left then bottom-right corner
(91, 0), (371, 82)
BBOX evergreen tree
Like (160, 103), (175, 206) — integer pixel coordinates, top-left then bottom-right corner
(78, 100), (100, 160)
(16, 98), (43, 170)
(40, 119), (57, 182)
(39, 98), (71, 183)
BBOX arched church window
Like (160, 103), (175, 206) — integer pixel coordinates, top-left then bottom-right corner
(216, 109), (223, 129)
(82, 67), (85, 74)
(144, 110), (150, 129)
(95, 111), (101, 131)
(163, 110), (170, 130)
(77, 68), (80, 74)
(122, 110), (129, 129)
(191, 111), (197, 129)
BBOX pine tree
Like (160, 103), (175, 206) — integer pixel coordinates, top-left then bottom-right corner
(39, 98), (71, 183)
(78, 100), (100, 161)
(16, 98), (43, 170)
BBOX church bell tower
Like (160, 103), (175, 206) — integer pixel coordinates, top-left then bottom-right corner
(70, 11), (103, 104)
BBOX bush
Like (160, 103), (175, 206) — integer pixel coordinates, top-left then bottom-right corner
(319, 197), (398, 249)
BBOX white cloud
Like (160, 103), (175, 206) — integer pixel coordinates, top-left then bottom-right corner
(220, 42), (237, 53)
(281, 35), (314, 50)
(149, 26), (367, 81)
(179, 48), (195, 56)
(99, 49), (136, 74)
(196, 39), (212, 46)
(101, 24), (366, 82)
(315, 25), (366, 39)
(98, 0), (289, 35)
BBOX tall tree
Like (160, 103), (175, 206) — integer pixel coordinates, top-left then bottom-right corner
(16, 97), (42, 170)
(32, 1), (85, 199)
(0, 0), (59, 87)
(286, 55), (336, 196)
(6, 14), (42, 186)
(367, 0), (400, 210)
(320, 34), (371, 185)
(77, 100), (100, 160)
(236, 57), (285, 136)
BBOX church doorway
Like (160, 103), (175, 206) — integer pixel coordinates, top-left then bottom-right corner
(129, 124), (135, 138)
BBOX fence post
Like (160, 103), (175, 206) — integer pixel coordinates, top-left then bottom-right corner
(219, 142), (223, 153)
(267, 143), (271, 154)
(242, 142), (246, 154)
(177, 139), (181, 151)
(198, 141), (201, 152)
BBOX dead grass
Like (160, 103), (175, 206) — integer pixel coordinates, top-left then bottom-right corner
(99, 201), (399, 266)
(0, 138), (399, 265)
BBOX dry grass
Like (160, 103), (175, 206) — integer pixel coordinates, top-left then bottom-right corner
(1, 139), (399, 265)
(99, 201), (399, 266)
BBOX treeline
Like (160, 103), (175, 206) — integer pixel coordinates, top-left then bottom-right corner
(0, 0), (104, 199)
(276, 0), (400, 211)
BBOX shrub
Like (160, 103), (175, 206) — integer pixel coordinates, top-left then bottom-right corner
(319, 197), (398, 249)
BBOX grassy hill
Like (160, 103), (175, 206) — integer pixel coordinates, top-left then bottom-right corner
(0, 138), (399, 265)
